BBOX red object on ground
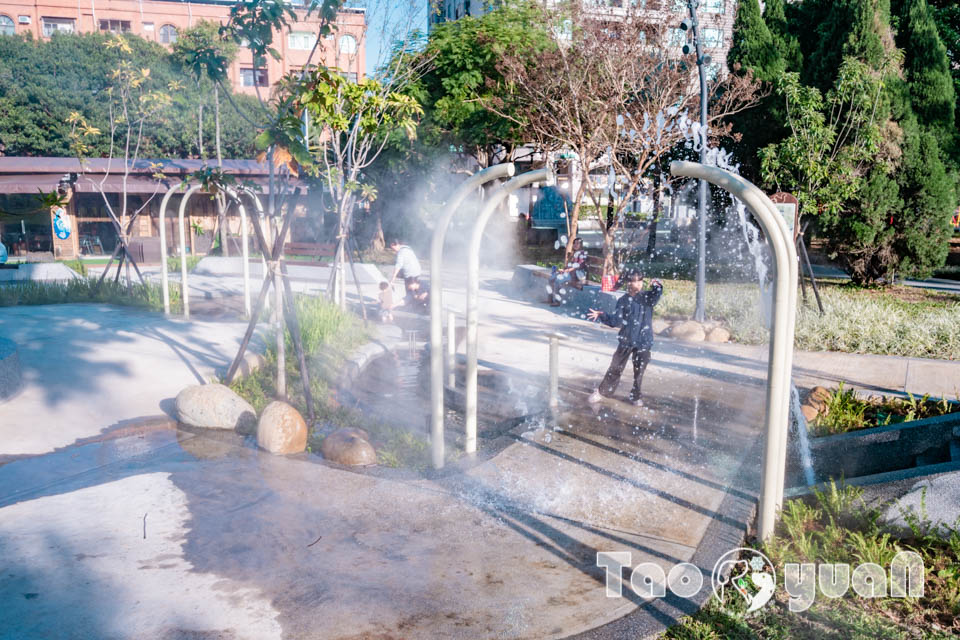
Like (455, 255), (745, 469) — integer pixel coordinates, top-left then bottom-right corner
(601, 274), (618, 292)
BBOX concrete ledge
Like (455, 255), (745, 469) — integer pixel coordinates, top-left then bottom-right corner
(0, 337), (22, 402)
(335, 323), (404, 392)
(0, 263), (82, 283)
(512, 264), (619, 314)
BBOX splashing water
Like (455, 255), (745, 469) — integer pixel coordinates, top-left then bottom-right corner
(790, 384), (817, 486)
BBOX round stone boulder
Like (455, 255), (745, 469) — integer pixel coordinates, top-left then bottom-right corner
(651, 318), (670, 335)
(176, 383), (257, 432)
(257, 401), (308, 455)
(808, 386), (832, 410)
(671, 320), (706, 342)
(706, 327), (731, 343)
(321, 428), (377, 466)
(800, 404), (820, 423)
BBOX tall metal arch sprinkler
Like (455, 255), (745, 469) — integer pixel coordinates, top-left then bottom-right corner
(429, 162), (516, 469)
(671, 161), (798, 542)
(158, 183), (256, 318)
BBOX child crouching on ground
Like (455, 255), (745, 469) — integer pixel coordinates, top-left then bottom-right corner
(586, 269), (663, 407)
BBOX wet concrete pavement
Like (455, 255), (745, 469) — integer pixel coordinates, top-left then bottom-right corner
(5, 266), (914, 639)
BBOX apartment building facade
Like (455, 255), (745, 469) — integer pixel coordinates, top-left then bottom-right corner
(0, 0), (367, 94)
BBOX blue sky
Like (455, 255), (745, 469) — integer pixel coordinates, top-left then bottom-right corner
(360, 0), (428, 76)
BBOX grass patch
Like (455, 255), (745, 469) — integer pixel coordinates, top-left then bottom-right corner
(809, 383), (959, 437)
(651, 279), (960, 360)
(166, 255), (202, 273)
(224, 297), (434, 468)
(660, 481), (960, 639)
(0, 277), (181, 312)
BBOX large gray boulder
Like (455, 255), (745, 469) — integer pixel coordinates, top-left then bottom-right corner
(257, 401), (308, 455)
(175, 383), (257, 432)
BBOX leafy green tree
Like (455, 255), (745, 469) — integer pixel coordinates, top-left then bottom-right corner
(0, 32), (257, 159)
(763, 0), (803, 72)
(171, 20), (239, 163)
(415, 1), (550, 169)
(928, 0), (960, 129)
(728, 0), (782, 82)
(726, 0), (786, 182)
(760, 59), (890, 234)
(893, 0), (956, 138)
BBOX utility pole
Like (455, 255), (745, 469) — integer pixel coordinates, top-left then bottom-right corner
(681, 0), (711, 322)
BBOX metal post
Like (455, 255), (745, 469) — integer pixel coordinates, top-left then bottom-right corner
(548, 333), (562, 410)
(446, 310), (456, 389)
(466, 167), (554, 456)
(670, 161), (797, 542)
(429, 163), (516, 469)
(177, 184), (205, 318)
(158, 184), (180, 315)
(686, 0), (710, 323)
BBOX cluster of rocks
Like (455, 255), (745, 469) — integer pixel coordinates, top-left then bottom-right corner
(652, 318), (731, 343)
(799, 386), (832, 424)
(174, 383), (377, 465)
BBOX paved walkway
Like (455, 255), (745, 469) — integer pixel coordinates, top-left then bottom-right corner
(0, 266), (956, 639)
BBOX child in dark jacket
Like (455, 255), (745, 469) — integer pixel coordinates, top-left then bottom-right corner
(586, 269), (663, 406)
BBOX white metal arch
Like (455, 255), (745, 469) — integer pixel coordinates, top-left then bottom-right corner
(158, 183), (254, 318)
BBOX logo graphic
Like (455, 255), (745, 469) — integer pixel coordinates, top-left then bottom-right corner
(53, 207), (71, 240)
(712, 548), (777, 613)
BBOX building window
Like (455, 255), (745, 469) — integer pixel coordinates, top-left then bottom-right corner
(99, 19), (132, 34)
(159, 24), (177, 44)
(288, 31), (314, 50)
(668, 27), (686, 47)
(240, 67), (269, 87)
(338, 34), (357, 55)
(339, 71), (358, 83)
(702, 27), (723, 48)
(0, 15), (14, 36)
(703, 0), (725, 13)
(42, 17), (75, 36)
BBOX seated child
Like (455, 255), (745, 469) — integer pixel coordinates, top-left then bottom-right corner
(378, 281), (395, 323)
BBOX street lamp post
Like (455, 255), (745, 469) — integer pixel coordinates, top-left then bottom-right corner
(681, 1), (711, 322)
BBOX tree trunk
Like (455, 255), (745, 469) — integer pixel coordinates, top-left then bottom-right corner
(370, 207), (385, 253)
(197, 99), (204, 159)
(564, 159), (591, 264)
(214, 83), (222, 167)
(647, 172), (661, 258)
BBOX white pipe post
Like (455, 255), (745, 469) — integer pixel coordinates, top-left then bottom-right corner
(157, 183), (181, 315)
(178, 184), (204, 318)
(548, 332), (563, 410)
(224, 187), (254, 319)
(429, 163), (516, 469)
(670, 161), (798, 542)
(446, 310), (456, 389)
(465, 167), (554, 455)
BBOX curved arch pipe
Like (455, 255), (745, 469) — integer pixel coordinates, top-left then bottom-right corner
(158, 183), (181, 315)
(158, 183), (254, 318)
(428, 162), (516, 469)
(463, 167), (554, 458)
(670, 161), (798, 542)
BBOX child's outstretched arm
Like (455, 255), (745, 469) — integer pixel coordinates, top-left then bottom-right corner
(642, 279), (664, 306)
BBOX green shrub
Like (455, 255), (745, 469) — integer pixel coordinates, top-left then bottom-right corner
(166, 255), (202, 273)
(0, 277), (180, 312)
(651, 279), (960, 359)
